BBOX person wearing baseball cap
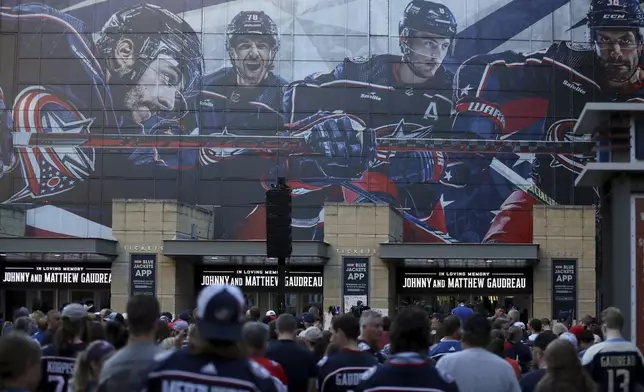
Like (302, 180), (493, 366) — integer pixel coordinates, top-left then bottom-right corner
(143, 285), (285, 392)
(38, 303), (88, 392)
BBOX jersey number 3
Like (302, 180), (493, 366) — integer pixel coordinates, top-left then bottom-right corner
(608, 369), (630, 392)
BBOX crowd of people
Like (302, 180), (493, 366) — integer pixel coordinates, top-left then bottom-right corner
(0, 285), (643, 392)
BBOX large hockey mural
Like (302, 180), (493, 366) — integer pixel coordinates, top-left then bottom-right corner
(0, 0), (639, 243)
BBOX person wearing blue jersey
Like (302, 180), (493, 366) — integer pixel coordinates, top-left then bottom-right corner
(582, 307), (644, 392)
(429, 315), (462, 362)
(317, 314), (378, 392)
(143, 285), (284, 392)
(451, 300), (474, 321)
(355, 306), (458, 392)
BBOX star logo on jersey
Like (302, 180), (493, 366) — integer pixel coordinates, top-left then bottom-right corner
(389, 119), (432, 139)
(41, 112), (95, 176)
(8, 86), (96, 203)
(459, 84), (473, 97)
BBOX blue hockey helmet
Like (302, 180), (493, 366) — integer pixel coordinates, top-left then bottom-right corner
(587, 0), (644, 30)
(399, 0), (457, 57)
(226, 11), (280, 53)
(96, 4), (204, 99)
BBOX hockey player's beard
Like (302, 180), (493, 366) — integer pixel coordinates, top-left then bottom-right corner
(124, 85), (154, 123)
(603, 58), (639, 86)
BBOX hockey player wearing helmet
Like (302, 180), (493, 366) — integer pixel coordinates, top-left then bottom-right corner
(191, 11), (287, 139)
(587, 0), (644, 90)
(95, 4), (203, 124)
(398, 0), (457, 83)
(447, 0), (644, 244)
(226, 11), (281, 86)
(281, 1), (460, 243)
(177, 11), (290, 239)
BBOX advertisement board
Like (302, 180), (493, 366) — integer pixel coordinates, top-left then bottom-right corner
(342, 257), (370, 311)
(130, 254), (157, 296)
(1, 264), (111, 285)
(0, 0), (604, 243)
(199, 267), (323, 290)
(398, 269), (532, 293)
(552, 259), (577, 322)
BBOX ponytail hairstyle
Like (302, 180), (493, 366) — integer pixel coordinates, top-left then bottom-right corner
(72, 340), (115, 392)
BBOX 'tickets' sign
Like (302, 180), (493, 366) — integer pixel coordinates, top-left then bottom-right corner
(200, 268), (323, 289)
(398, 270), (532, 293)
(552, 259), (577, 322)
(130, 254), (157, 296)
(1, 265), (111, 285)
(342, 257), (370, 311)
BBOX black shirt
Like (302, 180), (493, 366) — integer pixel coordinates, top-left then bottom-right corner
(267, 339), (317, 392)
(317, 349), (379, 392)
(38, 342), (87, 392)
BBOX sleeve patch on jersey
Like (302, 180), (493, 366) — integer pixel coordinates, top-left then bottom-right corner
(358, 342), (371, 351)
(455, 100), (506, 131)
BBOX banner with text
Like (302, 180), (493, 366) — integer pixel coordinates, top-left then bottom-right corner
(552, 259), (577, 322)
(342, 257), (370, 312)
(1, 264), (111, 285)
(398, 269), (532, 293)
(130, 254), (157, 296)
(199, 268), (323, 290)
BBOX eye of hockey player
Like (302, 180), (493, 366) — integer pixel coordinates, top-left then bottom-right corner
(594, 29), (643, 86)
(125, 54), (184, 123)
(232, 35), (274, 85)
(407, 31), (451, 78)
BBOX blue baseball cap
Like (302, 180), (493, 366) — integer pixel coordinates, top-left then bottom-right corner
(302, 312), (316, 324)
(196, 285), (246, 342)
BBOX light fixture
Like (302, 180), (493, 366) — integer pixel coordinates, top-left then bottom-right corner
(426, 259), (435, 263)
(485, 259), (493, 263)
(0, 253), (6, 257)
(53, 254), (61, 258)
(210, 256), (218, 260)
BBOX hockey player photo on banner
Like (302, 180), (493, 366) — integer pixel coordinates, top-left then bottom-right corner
(0, 0), (638, 244)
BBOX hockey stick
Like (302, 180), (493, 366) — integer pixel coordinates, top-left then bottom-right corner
(339, 181), (460, 243)
(490, 158), (557, 205)
(12, 132), (594, 156)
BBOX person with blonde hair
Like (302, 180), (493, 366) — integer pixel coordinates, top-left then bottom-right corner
(72, 340), (115, 392)
(534, 339), (596, 392)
